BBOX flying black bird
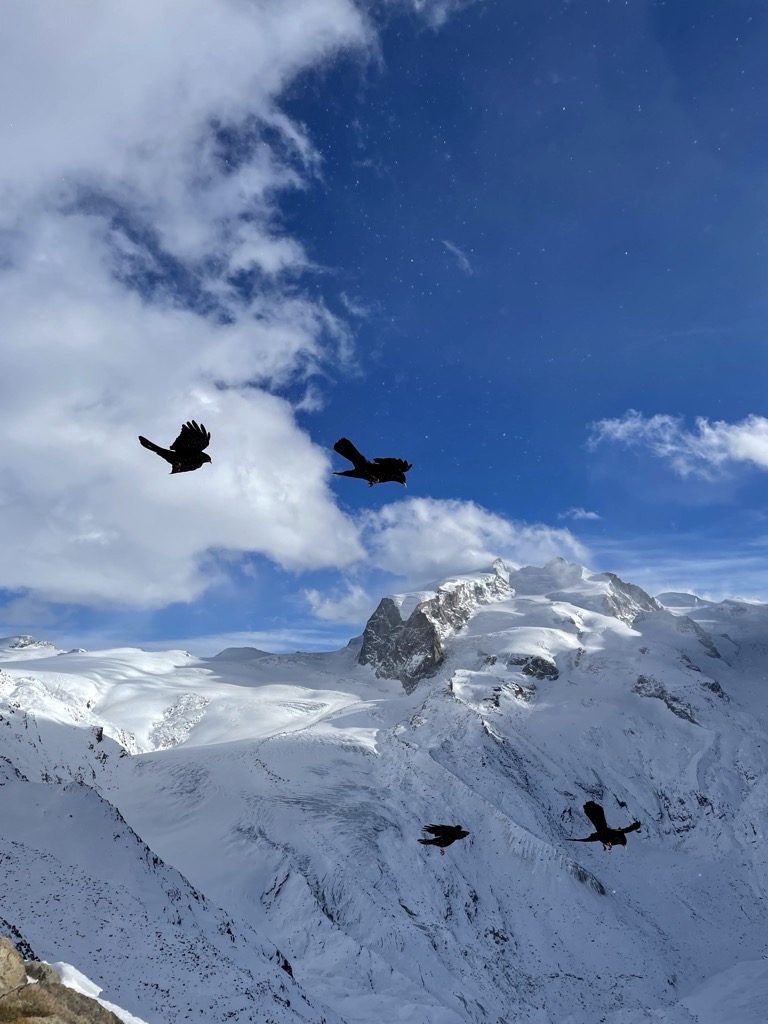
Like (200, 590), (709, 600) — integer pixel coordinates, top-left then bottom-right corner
(139, 420), (212, 474)
(418, 824), (470, 855)
(332, 437), (412, 487)
(566, 801), (641, 850)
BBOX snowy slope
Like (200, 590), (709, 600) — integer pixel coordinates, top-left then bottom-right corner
(46, 960), (152, 1024)
(0, 769), (343, 1023)
(1, 559), (767, 1023)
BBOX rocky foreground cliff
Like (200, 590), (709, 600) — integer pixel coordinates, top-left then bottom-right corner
(0, 937), (125, 1023)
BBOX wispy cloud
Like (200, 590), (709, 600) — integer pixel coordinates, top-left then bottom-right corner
(591, 535), (768, 603)
(407, 0), (481, 29)
(558, 507), (601, 521)
(442, 239), (474, 275)
(589, 410), (768, 479)
(339, 292), (372, 318)
(142, 627), (355, 656)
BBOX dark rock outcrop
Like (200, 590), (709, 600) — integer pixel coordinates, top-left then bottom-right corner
(358, 599), (441, 692)
(0, 920), (35, 962)
(0, 937), (123, 1023)
(633, 675), (698, 724)
(359, 564), (511, 692)
(507, 654), (559, 680)
(701, 679), (730, 702)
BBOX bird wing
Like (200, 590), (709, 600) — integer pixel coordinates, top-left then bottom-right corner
(620, 820), (641, 834)
(373, 457), (412, 473)
(170, 420), (210, 453)
(334, 437), (368, 469)
(422, 824), (464, 837)
(583, 801), (609, 832)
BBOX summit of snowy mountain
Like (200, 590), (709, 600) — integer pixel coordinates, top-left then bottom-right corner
(1, 559), (767, 1023)
(207, 646), (273, 661)
(0, 635), (59, 657)
(358, 558), (664, 692)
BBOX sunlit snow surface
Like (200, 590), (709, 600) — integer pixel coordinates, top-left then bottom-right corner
(51, 961), (151, 1024)
(1, 560), (767, 1023)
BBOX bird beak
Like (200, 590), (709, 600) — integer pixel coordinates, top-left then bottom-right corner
(402, 481), (407, 487)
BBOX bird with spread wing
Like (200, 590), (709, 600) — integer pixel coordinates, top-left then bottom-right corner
(566, 801), (641, 850)
(139, 420), (212, 474)
(417, 824), (470, 854)
(332, 437), (412, 487)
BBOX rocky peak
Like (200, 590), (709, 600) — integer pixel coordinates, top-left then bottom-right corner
(586, 571), (663, 625)
(358, 562), (511, 692)
(0, 635), (56, 653)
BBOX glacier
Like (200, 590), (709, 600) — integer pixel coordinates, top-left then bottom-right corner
(1, 557), (767, 1023)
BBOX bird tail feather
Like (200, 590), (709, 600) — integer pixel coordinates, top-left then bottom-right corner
(139, 436), (162, 453)
(139, 436), (174, 464)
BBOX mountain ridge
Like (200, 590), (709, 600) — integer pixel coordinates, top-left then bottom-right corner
(1, 559), (767, 1022)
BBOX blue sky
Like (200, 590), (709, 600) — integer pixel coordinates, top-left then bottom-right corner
(1, 0), (768, 652)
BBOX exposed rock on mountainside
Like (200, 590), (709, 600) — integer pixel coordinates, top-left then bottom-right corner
(0, 919), (36, 962)
(357, 597), (439, 691)
(0, 937), (122, 1023)
(2, 636), (56, 653)
(358, 560), (510, 690)
(593, 572), (663, 624)
(633, 674), (698, 724)
(357, 559), (663, 690)
(506, 653), (559, 679)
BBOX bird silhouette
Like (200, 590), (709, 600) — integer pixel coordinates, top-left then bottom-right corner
(139, 420), (212, 474)
(332, 437), (412, 487)
(418, 824), (470, 854)
(566, 801), (641, 850)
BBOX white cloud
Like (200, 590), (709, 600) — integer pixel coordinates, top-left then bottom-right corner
(0, 1), (482, 613)
(589, 410), (768, 478)
(299, 498), (589, 629)
(361, 497), (588, 583)
(591, 537), (768, 604)
(0, 0), (375, 608)
(558, 507), (601, 521)
(304, 582), (375, 623)
(442, 239), (473, 275)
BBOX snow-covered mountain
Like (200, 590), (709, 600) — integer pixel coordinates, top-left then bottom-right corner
(2, 558), (768, 1023)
